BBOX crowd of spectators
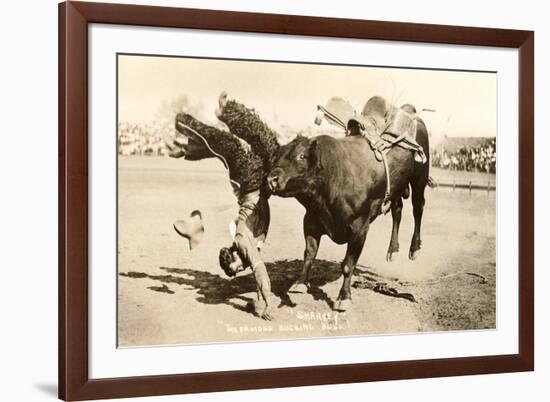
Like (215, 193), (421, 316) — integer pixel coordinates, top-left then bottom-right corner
(117, 120), (318, 156)
(118, 121), (169, 156)
(432, 138), (496, 173)
(118, 119), (496, 174)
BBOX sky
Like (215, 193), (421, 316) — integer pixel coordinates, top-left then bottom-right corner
(118, 54), (497, 144)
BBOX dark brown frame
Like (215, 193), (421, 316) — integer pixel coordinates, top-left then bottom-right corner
(59, 1), (534, 400)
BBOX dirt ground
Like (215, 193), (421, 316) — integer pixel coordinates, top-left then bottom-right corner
(117, 156), (496, 347)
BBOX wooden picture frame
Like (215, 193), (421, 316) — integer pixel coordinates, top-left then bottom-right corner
(59, 1), (534, 400)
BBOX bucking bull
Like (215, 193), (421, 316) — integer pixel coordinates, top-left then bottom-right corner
(167, 93), (430, 315)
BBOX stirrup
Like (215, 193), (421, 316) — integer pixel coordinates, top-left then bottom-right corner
(380, 151), (392, 215)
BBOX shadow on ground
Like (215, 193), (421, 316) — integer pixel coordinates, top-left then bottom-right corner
(119, 259), (394, 318)
(120, 260), (342, 312)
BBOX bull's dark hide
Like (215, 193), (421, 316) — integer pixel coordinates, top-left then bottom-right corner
(268, 119), (430, 311)
(270, 134), (415, 242)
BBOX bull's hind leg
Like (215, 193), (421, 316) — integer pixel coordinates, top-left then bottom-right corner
(334, 224), (368, 312)
(289, 212), (323, 294)
(386, 197), (403, 262)
(409, 180), (427, 260)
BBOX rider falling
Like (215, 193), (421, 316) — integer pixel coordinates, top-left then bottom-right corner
(167, 92), (280, 320)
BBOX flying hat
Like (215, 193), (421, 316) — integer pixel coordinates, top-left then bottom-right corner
(173, 210), (205, 250)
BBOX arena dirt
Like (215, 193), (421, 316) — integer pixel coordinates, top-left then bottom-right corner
(117, 157), (496, 347)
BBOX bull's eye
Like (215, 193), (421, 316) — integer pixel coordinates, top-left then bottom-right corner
(297, 153), (306, 161)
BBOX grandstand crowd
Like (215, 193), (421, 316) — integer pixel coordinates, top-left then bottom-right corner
(118, 120), (496, 173)
(431, 138), (496, 173)
(118, 121), (169, 156)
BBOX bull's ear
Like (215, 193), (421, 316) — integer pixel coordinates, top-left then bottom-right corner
(308, 139), (322, 168)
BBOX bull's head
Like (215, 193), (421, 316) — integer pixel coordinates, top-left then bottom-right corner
(165, 113), (214, 160)
(267, 135), (320, 197)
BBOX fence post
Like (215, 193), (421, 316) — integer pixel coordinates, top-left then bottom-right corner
(469, 181), (472, 193)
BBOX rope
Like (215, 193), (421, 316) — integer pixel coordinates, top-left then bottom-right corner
(399, 272), (488, 287)
(380, 151), (392, 214)
(352, 264), (488, 303)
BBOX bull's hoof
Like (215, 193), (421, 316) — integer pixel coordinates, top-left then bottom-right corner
(333, 299), (351, 312)
(409, 248), (421, 260)
(386, 250), (399, 262)
(289, 282), (309, 294)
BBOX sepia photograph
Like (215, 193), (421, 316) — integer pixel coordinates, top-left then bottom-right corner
(117, 54), (497, 347)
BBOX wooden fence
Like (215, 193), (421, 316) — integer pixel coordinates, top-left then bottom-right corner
(432, 181), (495, 192)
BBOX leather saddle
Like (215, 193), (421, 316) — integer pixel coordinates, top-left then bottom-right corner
(317, 96), (426, 163)
(316, 96), (427, 214)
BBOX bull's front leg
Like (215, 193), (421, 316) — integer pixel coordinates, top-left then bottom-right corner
(289, 212), (323, 294)
(334, 222), (368, 312)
